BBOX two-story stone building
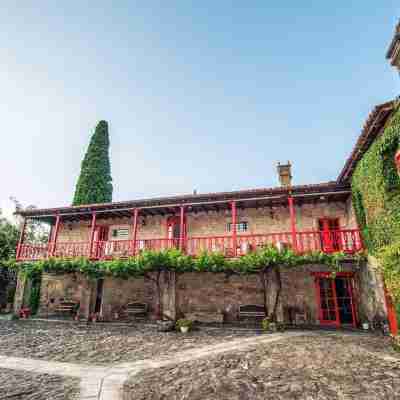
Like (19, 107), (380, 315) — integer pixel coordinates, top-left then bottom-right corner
(13, 21), (400, 331)
(14, 156), (383, 329)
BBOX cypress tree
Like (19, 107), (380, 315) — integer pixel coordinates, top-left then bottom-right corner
(72, 120), (113, 205)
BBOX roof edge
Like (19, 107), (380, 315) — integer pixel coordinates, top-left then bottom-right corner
(17, 181), (350, 218)
(337, 99), (398, 184)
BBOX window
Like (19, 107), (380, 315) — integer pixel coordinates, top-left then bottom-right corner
(227, 222), (248, 232)
(111, 228), (129, 239)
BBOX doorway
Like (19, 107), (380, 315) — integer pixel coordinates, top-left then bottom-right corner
(315, 273), (357, 327)
(166, 216), (186, 248)
(318, 218), (340, 252)
(94, 278), (104, 314)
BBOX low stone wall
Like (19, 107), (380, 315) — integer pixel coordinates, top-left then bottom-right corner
(38, 273), (94, 319)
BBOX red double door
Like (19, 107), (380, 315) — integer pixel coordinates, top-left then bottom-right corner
(314, 273), (357, 327)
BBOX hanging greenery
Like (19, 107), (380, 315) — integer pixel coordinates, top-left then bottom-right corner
(9, 247), (348, 280)
(351, 101), (400, 301)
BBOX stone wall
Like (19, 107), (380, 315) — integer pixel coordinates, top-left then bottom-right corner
(38, 273), (95, 319)
(33, 261), (389, 326)
(100, 275), (157, 320)
(355, 256), (388, 323)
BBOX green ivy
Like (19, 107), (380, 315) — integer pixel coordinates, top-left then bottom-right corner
(10, 247), (348, 280)
(351, 101), (400, 299)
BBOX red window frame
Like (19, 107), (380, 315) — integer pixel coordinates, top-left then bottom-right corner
(312, 272), (357, 328)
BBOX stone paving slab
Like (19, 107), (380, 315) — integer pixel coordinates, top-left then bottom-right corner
(0, 320), (254, 365)
(123, 332), (400, 400)
(0, 326), (398, 400)
(0, 368), (79, 400)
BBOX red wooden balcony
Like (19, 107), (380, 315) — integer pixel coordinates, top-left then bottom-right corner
(16, 229), (363, 261)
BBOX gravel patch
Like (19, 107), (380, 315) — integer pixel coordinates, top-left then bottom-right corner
(0, 320), (253, 365)
(0, 369), (79, 400)
(124, 333), (400, 400)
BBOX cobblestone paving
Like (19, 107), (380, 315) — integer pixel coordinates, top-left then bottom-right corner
(0, 320), (253, 365)
(124, 333), (400, 400)
(0, 368), (79, 400)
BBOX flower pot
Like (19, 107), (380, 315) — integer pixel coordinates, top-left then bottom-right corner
(180, 326), (189, 333)
(362, 322), (369, 330)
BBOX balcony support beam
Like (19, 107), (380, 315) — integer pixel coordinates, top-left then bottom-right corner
(288, 196), (298, 252)
(231, 201), (237, 256)
(179, 205), (185, 251)
(89, 212), (97, 259)
(131, 208), (139, 256)
(50, 214), (61, 257)
(16, 218), (27, 260)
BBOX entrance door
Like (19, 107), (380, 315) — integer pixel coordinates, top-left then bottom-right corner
(166, 216), (186, 248)
(315, 275), (356, 327)
(94, 226), (109, 258)
(318, 218), (340, 252)
(94, 278), (104, 314)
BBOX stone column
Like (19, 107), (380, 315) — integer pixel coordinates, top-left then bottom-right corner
(13, 272), (28, 314)
(161, 271), (178, 320)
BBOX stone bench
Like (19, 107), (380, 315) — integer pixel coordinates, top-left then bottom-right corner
(126, 302), (148, 318)
(238, 304), (266, 320)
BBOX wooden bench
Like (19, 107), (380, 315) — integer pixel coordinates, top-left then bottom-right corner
(238, 304), (266, 319)
(126, 302), (148, 318)
(56, 300), (78, 315)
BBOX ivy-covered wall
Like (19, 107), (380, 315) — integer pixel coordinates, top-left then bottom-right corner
(351, 101), (400, 300)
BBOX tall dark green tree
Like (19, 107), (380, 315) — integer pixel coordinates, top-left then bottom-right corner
(73, 120), (113, 205)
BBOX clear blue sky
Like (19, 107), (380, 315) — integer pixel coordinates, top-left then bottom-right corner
(1, 2), (400, 216)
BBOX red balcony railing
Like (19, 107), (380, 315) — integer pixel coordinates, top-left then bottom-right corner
(16, 229), (363, 261)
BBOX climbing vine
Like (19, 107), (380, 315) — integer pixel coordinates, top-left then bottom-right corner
(351, 101), (400, 301)
(9, 247), (347, 280)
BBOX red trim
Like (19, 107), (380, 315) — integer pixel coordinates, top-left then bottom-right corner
(395, 150), (400, 174)
(131, 208), (139, 255)
(384, 285), (398, 336)
(89, 213), (97, 258)
(231, 201), (237, 256)
(179, 206), (185, 251)
(50, 215), (61, 257)
(313, 272), (357, 328)
(288, 196), (297, 251)
(16, 218), (27, 260)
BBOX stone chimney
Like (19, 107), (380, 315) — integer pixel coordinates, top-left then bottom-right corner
(277, 162), (292, 187)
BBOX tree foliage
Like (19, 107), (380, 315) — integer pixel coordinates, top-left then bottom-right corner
(351, 101), (400, 301)
(72, 120), (113, 205)
(0, 211), (19, 261)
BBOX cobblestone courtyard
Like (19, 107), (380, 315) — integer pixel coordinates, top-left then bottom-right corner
(0, 320), (399, 399)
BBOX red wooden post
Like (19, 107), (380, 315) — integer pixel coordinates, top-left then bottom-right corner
(384, 285), (398, 336)
(288, 196), (298, 252)
(50, 214), (61, 257)
(131, 208), (139, 256)
(89, 213), (97, 259)
(16, 217), (27, 260)
(231, 201), (237, 256)
(179, 205), (185, 252)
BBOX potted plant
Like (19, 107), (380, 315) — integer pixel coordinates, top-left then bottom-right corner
(176, 318), (193, 333)
(261, 317), (270, 332)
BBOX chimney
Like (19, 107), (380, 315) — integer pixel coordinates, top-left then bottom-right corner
(277, 162), (292, 187)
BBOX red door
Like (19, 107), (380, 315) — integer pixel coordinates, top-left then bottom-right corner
(318, 218), (340, 253)
(314, 274), (357, 328)
(94, 226), (109, 258)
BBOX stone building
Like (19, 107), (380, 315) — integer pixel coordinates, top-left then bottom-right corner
(14, 156), (388, 330)
(13, 20), (400, 332)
